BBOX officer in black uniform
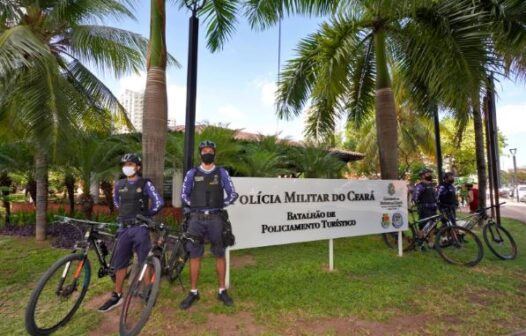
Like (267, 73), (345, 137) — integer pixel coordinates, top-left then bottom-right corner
(98, 153), (164, 312)
(412, 168), (437, 229)
(179, 140), (238, 310)
(438, 172), (458, 225)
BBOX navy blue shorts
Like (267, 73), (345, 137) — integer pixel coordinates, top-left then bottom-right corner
(185, 215), (225, 258)
(110, 225), (151, 270)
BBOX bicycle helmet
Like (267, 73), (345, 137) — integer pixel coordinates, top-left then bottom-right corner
(199, 140), (216, 151)
(418, 168), (433, 177)
(120, 153), (141, 165)
(443, 171), (455, 180)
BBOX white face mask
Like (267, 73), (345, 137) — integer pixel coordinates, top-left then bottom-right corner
(122, 166), (136, 177)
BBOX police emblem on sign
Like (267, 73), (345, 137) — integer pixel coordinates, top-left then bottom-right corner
(392, 212), (403, 229)
(388, 183), (396, 196)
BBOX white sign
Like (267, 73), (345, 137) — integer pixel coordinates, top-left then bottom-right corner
(227, 178), (408, 251)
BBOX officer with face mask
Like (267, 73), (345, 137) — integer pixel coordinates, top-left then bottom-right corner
(179, 140), (238, 310)
(412, 168), (437, 229)
(98, 153), (164, 312)
(438, 172), (458, 225)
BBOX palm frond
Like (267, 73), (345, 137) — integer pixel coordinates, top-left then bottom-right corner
(201, 0), (239, 52)
(0, 25), (51, 73)
(67, 25), (148, 76)
(243, 0), (335, 30)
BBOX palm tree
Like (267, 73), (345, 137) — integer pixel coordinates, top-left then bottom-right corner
(291, 145), (347, 179)
(61, 131), (131, 219)
(274, 1), (498, 181)
(236, 134), (292, 177)
(142, 0), (168, 197)
(0, 1), (148, 240)
(345, 102), (435, 179)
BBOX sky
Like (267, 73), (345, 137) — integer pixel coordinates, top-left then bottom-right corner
(94, 2), (526, 171)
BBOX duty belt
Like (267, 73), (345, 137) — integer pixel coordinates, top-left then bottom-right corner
(119, 218), (141, 228)
(189, 210), (222, 220)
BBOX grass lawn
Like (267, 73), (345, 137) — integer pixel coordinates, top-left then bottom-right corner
(1, 219), (525, 336)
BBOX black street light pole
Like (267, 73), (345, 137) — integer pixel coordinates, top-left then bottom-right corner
(183, 0), (207, 175)
(432, 103), (443, 182)
(510, 148), (518, 202)
(486, 76), (501, 223)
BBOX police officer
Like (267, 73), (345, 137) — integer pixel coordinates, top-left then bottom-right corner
(412, 168), (437, 229)
(179, 140), (238, 310)
(438, 172), (458, 225)
(98, 153), (164, 312)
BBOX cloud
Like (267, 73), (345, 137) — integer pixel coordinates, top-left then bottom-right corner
(211, 105), (246, 128)
(250, 78), (278, 106)
(167, 84), (186, 122)
(497, 103), (526, 136)
(260, 81), (277, 106)
(118, 71), (146, 94)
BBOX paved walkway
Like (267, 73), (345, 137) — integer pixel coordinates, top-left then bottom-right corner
(458, 199), (526, 224)
(499, 201), (526, 223)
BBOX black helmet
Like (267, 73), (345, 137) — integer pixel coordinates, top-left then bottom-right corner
(120, 153), (141, 165)
(444, 171), (455, 180)
(199, 140), (216, 151)
(418, 168), (433, 177)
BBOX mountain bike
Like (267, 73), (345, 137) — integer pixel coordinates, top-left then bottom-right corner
(457, 203), (517, 260)
(383, 209), (484, 267)
(119, 214), (195, 336)
(25, 217), (120, 336)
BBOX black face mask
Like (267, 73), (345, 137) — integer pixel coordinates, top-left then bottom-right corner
(201, 153), (215, 164)
(424, 175), (433, 182)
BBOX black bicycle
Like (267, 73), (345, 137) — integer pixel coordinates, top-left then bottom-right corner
(457, 203), (517, 260)
(119, 214), (195, 336)
(25, 217), (120, 336)
(383, 209), (484, 267)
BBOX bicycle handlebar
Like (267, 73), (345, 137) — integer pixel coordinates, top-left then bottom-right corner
(135, 214), (166, 231)
(476, 202), (506, 213)
(55, 216), (117, 228)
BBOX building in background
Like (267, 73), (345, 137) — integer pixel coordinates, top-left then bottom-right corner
(120, 89), (144, 132)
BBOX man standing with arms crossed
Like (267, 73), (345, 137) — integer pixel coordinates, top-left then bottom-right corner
(179, 140), (238, 309)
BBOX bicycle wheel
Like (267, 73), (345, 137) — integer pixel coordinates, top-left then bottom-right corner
(120, 256), (161, 336)
(167, 239), (189, 282)
(382, 226), (416, 252)
(483, 221), (517, 260)
(25, 253), (91, 336)
(435, 226), (484, 267)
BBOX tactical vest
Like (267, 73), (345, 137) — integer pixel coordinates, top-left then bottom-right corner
(117, 178), (149, 219)
(190, 168), (224, 209)
(417, 183), (436, 205)
(439, 182), (457, 206)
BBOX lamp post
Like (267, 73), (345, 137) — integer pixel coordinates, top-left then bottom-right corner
(510, 148), (518, 202)
(183, 0), (207, 175)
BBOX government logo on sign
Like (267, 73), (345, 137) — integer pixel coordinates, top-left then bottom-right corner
(392, 212), (403, 229)
(381, 213), (390, 228)
(388, 183), (396, 196)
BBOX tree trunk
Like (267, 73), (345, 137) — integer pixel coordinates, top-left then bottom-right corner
(65, 173), (75, 216)
(90, 173), (100, 204)
(473, 97), (487, 212)
(374, 31), (398, 180)
(35, 146), (48, 241)
(142, 0), (168, 201)
(101, 180), (115, 213)
(26, 175), (37, 206)
(80, 194), (94, 219)
(0, 172), (12, 224)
